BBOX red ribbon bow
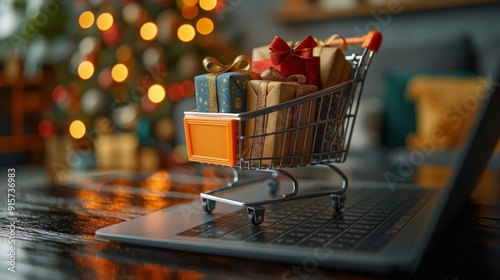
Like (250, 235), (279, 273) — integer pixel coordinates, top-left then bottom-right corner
(269, 35), (317, 66)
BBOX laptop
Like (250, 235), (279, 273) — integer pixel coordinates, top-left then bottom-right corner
(96, 77), (499, 275)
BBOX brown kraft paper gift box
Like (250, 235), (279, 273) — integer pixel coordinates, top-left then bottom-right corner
(244, 80), (317, 166)
(312, 43), (352, 153)
(313, 45), (352, 89)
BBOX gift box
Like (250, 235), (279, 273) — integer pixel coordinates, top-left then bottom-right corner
(251, 40), (293, 73)
(195, 72), (250, 113)
(312, 36), (353, 153)
(251, 35), (320, 88)
(313, 41), (352, 89)
(195, 55), (257, 113)
(244, 79), (317, 165)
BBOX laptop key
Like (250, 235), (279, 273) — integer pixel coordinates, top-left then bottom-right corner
(201, 229), (231, 238)
(221, 225), (264, 241)
(325, 223), (350, 230)
(339, 215), (362, 221)
(273, 236), (303, 245)
(280, 219), (305, 226)
(264, 228), (288, 234)
(271, 223), (296, 230)
(312, 232), (338, 239)
(258, 222), (275, 227)
(290, 215), (310, 222)
(346, 228), (371, 235)
(350, 224), (377, 230)
(300, 222), (324, 228)
(356, 219), (382, 226)
(334, 238), (359, 245)
(246, 231), (280, 243)
(292, 227), (316, 233)
(318, 227), (344, 234)
(284, 231), (309, 238)
(261, 217), (281, 223)
(339, 233), (366, 240)
(329, 219), (354, 226)
(328, 242), (355, 250)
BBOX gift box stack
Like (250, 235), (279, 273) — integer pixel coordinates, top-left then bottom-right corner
(193, 34), (352, 165)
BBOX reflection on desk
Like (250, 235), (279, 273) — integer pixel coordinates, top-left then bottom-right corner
(0, 164), (499, 279)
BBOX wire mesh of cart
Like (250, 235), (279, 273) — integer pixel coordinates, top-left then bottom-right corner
(183, 31), (382, 225)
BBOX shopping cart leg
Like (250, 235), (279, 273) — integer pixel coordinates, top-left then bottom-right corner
(201, 198), (216, 213)
(247, 206), (265, 225)
(331, 194), (346, 211)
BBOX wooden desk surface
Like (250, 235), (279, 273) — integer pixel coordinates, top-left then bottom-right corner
(1, 161), (499, 280)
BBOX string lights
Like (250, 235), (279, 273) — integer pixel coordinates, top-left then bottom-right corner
(44, 0), (231, 169)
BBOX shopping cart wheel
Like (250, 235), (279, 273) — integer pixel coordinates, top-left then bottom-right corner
(266, 179), (279, 196)
(201, 198), (216, 213)
(331, 194), (346, 212)
(247, 206), (265, 225)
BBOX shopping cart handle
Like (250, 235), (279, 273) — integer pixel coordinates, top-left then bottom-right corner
(361, 30), (382, 52)
(327, 30), (382, 52)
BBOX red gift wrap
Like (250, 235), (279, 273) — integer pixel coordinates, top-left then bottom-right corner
(252, 35), (321, 88)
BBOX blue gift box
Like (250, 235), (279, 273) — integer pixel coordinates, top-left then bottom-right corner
(194, 72), (250, 113)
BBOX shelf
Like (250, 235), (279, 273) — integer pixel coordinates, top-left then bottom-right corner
(0, 65), (53, 164)
(273, 0), (500, 24)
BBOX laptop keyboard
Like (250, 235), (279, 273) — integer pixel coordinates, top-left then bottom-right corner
(178, 188), (433, 252)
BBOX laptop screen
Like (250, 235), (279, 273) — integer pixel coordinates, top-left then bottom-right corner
(430, 75), (500, 236)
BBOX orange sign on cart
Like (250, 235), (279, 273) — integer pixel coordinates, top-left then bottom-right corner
(184, 116), (238, 166)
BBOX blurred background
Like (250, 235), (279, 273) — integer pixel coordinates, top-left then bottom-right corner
(1, 0), (499, 183)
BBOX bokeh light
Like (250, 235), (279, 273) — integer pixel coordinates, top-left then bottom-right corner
(141, 95), (157, 112)
(111, 63), (128, 82)
(177, 24), (195, 42)
(94, 117), (113, 134)
(148, 84), (166, 103)
(199, 0), (217, 11)
(98, 67), (113, 89)
(140, 22), (158, 41)
(79, 11), (95, 29)
(123, 2), (146, 25)
(96, 13), (113, 31)
(181, 80), (195, 97)
(38, 120), (54, 138)
(154, 117), (174, 141)
(168, 82), (184, 101)
(142, 47), (161, 67)
(78, 61), (94, 80)
(52, 85), (68, 103)
(112, 104), (139, 130)
(116, 45), (133, 62)
(156, 10), (177, 44)
(196, 17), (214, 35)
(181, 4), (198, 19)
(79, 36), (98, 55)
(81, 88), (106, 116)
(69, 120), (86, 139)
(102, 25), (120, 45)
(112, 85), (128, 103)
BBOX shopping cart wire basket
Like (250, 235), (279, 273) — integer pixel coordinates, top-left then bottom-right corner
(184, 31), (382, 225)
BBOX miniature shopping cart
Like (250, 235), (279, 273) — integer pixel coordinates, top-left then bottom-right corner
(184, 31), (382, 225)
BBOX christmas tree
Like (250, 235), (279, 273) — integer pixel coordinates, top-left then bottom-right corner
(38, 0), (240, 170)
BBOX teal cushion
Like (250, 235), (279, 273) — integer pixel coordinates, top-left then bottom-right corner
(380, 70), (476, 148)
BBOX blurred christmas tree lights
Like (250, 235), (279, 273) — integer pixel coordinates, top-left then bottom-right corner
(31, 0), (240, 169)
